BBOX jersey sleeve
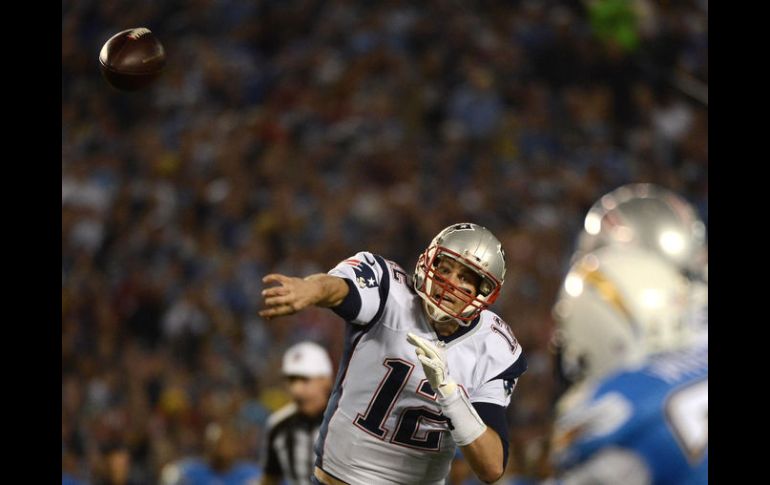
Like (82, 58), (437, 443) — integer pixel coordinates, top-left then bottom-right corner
(327, 251), (391, 326)
(473, 401), (512, 470)
(469, 317), (527, 406)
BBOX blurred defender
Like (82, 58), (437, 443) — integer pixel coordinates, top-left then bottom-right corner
(573, 183), (707, 279)
(260, 223), (527, 484)
(571, 183), (708, 341)
(547, 245), (708, 484)
(260, 342), (334, 485)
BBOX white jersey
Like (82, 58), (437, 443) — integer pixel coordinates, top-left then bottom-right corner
(315, 251), (526, 485)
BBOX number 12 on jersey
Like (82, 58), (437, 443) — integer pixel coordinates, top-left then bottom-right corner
(355, 359), (450, 451)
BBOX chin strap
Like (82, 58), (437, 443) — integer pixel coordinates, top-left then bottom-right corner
(423, 299), (453, 322)
(423, 300), (475, 327)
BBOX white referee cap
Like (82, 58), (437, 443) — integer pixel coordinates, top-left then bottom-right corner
(282, 341), (333, 378)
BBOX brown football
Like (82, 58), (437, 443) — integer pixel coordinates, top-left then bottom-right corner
(99, 28), (166, 91)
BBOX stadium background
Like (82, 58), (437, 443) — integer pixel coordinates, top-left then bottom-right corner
(62, 0), (707, 483)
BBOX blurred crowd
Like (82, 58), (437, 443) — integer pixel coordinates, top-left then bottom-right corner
(62, 0), (707, 483)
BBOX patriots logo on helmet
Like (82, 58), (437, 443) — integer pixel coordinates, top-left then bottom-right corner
(344, 258), (379, 289)
(453, 223), (475, 231)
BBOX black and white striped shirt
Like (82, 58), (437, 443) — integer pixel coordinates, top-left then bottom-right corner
(262, 403), (322, 485)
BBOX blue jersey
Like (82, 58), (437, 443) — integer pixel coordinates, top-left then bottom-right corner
(62, 474), (86, 485)
(163, 458), (262, 485)
(551, 344), (708, 485)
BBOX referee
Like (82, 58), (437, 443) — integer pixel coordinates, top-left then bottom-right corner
(260, 342), (334, 485)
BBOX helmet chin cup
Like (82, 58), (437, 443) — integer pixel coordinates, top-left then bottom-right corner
(422, 299), (473, 327)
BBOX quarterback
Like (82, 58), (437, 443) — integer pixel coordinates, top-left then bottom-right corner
(260, 223), (527, 484)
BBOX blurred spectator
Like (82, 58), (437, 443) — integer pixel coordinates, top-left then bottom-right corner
(160, 421), (262, 485)
(75, 441), (144, 485)
(63, 441), (88, 485)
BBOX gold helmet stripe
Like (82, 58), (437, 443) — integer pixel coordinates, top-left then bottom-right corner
(575, 261), (635, 326)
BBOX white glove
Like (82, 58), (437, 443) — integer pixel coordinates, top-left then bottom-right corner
(406, 332), (487, 446)
(406, 332), (457, 398)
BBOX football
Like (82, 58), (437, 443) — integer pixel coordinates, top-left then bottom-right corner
(99, 27), (166, 91)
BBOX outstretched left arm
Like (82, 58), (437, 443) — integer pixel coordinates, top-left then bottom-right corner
(260, 273), (349, 319)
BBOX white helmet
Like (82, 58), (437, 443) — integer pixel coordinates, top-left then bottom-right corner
(575, 183), (707, 281)
(553, 245), (693, 383)
(414, 223), (506, 325)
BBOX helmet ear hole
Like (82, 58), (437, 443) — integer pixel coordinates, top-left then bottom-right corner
(479, 279), (493, 297)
